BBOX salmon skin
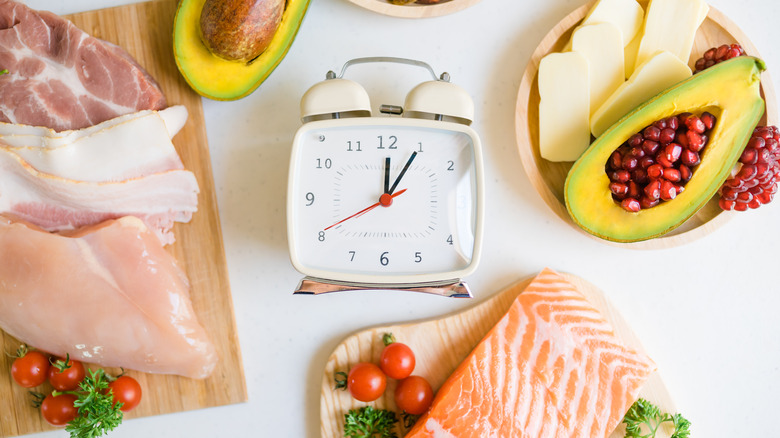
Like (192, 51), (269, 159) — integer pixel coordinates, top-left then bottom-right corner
(405, 268), (656, 437)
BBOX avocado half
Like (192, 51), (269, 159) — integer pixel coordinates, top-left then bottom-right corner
(173, 0), (310, 101)
(565, 56), (766, 242)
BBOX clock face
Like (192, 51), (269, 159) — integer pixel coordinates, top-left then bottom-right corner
(287, 118), (483, 284)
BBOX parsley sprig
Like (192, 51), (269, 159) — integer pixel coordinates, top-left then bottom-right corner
(623, 398), (691, 438)
(63, 368), (123, 438)
(344, 406), (398, 438)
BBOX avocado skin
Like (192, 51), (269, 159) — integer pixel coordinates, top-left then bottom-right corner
(173, 0), (311, 101)
(565, 56), (766, 242)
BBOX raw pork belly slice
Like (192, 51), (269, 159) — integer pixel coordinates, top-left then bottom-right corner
(406, 268), (656, 438)
(0, 146), (198, 245)
(2, 106), (188, 182)
(0, 215), (217, 379)
(0, 0), (166, 131)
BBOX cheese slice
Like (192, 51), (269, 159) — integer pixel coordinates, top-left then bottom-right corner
(564, 0), (644, 51)
(624, 30), (642, 78)
(591, 51), (691, 138)
(634, 0), (709, 71)
(538, 52), (590, 162)
(572, 23), (624, 117)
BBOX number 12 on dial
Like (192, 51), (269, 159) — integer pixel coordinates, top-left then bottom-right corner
(287, 117), (484, 294)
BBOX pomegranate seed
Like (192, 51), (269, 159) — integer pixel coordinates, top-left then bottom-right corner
(681, 149), (701, 167)
(665, 143), (683, 163)
(632, 169), (648, 184)
(628, 181), (640, 198)
(663, 168), (681, 182)
(643, 126), (661, 141)
(701, 112), (716, 130)
(739, 147), (758, 164)
(738, 164), (757, 180)
(757, 191), (775, 204)
(621, 198), (641, 212)
(660, 180), (677, 200)
(639, 156), (656, 169)
(610, 182), (629, 196)
(615, 170), (631, 183)
(653, 119), (667, 130)
(640, 196), (660, 209)
(659, 128), (676, 144)
(629, 146), (646, 158)
(622, 155), (639, 171)
(647, 164), (664, 179)
(644, 179), (662, 200)
(677, 131), (690, 148)
(656, 151), (674, 168)
(642, 139), (661, 155)
(684, 115), (706, 134)
(748, 198), (762, 209)
(737, 191), (754, 202)
(719, 197), (735, 210)
(628, 133), (643, 148)
(686, 131), (706, 152)
(609, 151), (623, 169)
(757, 149), (773, 164)
(694, 44), (746, 73)
(666, 117), (679, 131)
(734, 201), (749, 211)
(743, 178), (760, 189)
(674, 184), (685, 195)
(724, 178), (745, 189)
(679, 165), (692, 182)
(721, 186), (739, 200)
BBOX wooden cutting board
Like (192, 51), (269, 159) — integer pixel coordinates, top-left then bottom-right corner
(321, 271), (677, 438)
(0, 1), (247, 436)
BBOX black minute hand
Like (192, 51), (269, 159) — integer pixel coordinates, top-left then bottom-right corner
(388, 151), (417, 195)
(384, 157), (391, 194)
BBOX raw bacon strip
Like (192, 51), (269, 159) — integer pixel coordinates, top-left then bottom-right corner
(0, 146), (198, 245)
(2, 106), (188, 182)
(0, 216), (217, 379)
(0, 0), (166, 131)
(406, 268), (657, 438)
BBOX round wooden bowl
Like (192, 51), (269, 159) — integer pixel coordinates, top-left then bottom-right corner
(346, 0), (482, 18)
(515, 2), (778, 249)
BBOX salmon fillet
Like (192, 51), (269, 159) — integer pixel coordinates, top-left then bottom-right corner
(405, 268), (656, 438)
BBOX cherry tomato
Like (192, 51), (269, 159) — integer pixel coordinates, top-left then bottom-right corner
(108, 375), (142, 412)
(394, 375), (433, 415)
(48, 357), (86, 391)
(11, 350), (50, 388)
(347, 362), (386, 402)
(379, 342), (415, 380)
(41, 393), (78, 427)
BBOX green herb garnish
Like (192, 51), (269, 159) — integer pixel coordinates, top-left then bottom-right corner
(623, 398), (691, 438)
(344, 406), (398, 438)
(64, 368), (123, 438)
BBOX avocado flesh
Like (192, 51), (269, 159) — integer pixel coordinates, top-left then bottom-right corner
(173, 0), (310, 101)
(565, 56), (766, 242)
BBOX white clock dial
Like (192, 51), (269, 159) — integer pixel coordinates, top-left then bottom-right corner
(288, 118), (483, 284)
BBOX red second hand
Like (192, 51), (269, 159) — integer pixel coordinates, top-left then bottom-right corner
(324, 189), (407, 231)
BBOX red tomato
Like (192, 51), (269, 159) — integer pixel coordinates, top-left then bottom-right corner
(11, 350), (50, 388)
(108, 375), (142, 412)
(347, 362), (386, 402)
(379, 342), (415, 380)
(394, 375), (433, 415)
(41, 393), (78, 427)
(48, 357), (86, 391)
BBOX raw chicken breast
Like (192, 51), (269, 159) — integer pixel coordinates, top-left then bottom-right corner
(406, 268), (656, 438)
(0, 215), (217, 379)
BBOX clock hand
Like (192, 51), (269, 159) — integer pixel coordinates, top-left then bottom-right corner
(388, 151), (417, 195)
(384, 157), (391, 194)
(324, 189), (407, 231)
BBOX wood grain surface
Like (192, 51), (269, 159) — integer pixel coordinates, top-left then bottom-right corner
(346, 0), (482, 19)
(515, 1), (779, 249)
(0, 1), (247, 436)
(320, 271), (676, 438)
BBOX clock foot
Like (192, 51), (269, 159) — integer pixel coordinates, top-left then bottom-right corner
(293, 277), (472, 298)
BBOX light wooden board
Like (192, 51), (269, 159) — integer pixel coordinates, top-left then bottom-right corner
(347, 0), (482, 18)
(320, 271), (676, 438)
(0, 1), (247, 436)
(515, 1), (779, 249)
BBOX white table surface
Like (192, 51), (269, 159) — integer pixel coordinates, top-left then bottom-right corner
(18, 0), (780, 436)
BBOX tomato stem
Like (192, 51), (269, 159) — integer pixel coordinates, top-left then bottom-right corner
(334, 371), (348, 390)
(382, 333), (396, 346)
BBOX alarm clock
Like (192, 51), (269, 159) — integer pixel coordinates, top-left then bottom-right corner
(287, 57), (484, 297)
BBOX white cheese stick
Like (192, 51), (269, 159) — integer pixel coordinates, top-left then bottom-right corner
(572, 23), (625, 118)
(538, 52), (590, 162)
(591, 51), (691, 138)
(564, 0), (644, 51)
(634, 0), (709, 71)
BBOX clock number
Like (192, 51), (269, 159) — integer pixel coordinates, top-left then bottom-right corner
(348, 251), (356, 261)
(318, 231), (325, 242)
(447, 160), (455, 171)
(446, 234), (453, 245)
(414, 252), (422, 263)
(347, 140), (362, 152)
(377, 135), (398, 150)
(418, 142), (423, 153)
(305, 192), (315, 206)
(380, 252), (389, 266)
(316, 158), (332, 169)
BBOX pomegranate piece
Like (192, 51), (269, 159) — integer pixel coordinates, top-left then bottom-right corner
(606, 111), (718, 211)
(694, 43), (747, 73)
(719, 125), (780, 211)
